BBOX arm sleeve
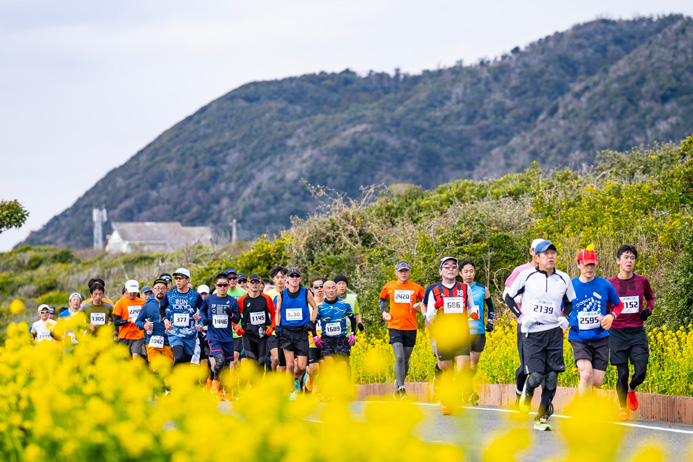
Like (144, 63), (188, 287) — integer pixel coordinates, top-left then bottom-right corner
(484, 292), (495, 320)
(349, 314), (357, 335)
(562, 295), (573, 318)
(113, 314), (128, 327)
(195, 294), (203, 309)
(379, 298), (388, 313)
(504, 293), (522, 318)
(644, 278), (655, 311)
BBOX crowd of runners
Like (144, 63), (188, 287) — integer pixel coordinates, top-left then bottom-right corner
(27, 239), (654, 431)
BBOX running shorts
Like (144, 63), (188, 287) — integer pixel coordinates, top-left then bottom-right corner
(609, 327), (649, 365)
(279, 326), (309, 357)
(321, 336), (351, 357)
(570, 337), (610, 371)
(470, 334), (486, 353)
(522, 327), (565, 374)
(389, 328), (417, 348)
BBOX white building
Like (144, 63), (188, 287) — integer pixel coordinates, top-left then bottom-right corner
(106, 222), (213, 254)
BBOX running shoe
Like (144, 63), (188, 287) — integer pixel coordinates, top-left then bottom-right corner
(469, 391), (480, 406)
(304, 373), (313, 392)
(210, 379), (221, 396)
(204, 377), (212, 393)
(518, 383), (531, 414)
(294, 378), (302, 393)
(289, 390), (298, 401)
(533, 417), (552, 431)
(545, 402), (554, 419)
(627, 391), (639, 411)
(618, 407), (630, 421)
(442, 405), (453, 415)
(395, 386), (408, 401)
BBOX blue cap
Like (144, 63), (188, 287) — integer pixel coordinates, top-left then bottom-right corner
(225, 268), (238, 276)
(534, 240), (557, 254)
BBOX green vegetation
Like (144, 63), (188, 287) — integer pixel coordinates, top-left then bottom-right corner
(20, 16), (693, 249)
(0, 200), (28, 234)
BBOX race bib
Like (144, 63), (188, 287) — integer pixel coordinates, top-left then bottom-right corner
(128, 306), (141, 322)
(443, 297), (465, 314)
(285, 308), (303, 321)
(531, 299), (556, 321)
(394, 290), (412, 304)
(325, 322), (341, 336)
(578, 311), (601, 330)
(212, 315), (228, 329)
(37, 331), (52, 342)
(621, 296), (640, 314)
(91, 312), (106, 325)
(149, 335), (164, 348)
(173, 312), (189, 327)
(250, 311), (266, 325)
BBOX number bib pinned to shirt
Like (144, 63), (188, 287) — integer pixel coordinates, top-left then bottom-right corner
(173, 313), (189, 327)
(91, 312), (106, 325)
(250, 311), (266, 325)
(212, 315), (228, 329)
(324, 322), (341, 336)
(443, 297), (465, 314)
(394, 290), (412, 304)
(128, 306), (141, 322)
(620, 296), (640, 314)
(37, 331), (52, 342)
(578, 311), (601, 330)
(285, 308), (303, 322)
(531, 299), (556, 322)
(149, 335), (165, 348)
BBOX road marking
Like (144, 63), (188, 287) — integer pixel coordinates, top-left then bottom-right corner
(361, 401), (693, 435)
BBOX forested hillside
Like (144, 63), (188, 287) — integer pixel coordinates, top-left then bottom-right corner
(19, 15), (693, 249)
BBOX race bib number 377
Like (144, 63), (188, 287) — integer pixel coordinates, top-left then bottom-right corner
(173, 313), (189, 327)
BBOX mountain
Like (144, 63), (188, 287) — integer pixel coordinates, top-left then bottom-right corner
(20, 15), (693, 249)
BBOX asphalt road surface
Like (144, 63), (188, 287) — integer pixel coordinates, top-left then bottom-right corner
(328, 401), (693, 461)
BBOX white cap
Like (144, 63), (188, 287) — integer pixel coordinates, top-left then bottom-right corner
(531, 239), (544, 250)
(37, 304), (50, 313)
(173, 267), (191, 279)
(125, 280), (139, 293)
(197, 284), (210, 294)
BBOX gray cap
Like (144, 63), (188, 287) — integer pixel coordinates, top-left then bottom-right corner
(395, 261), (411, 271)
(141, 285), (153, 294)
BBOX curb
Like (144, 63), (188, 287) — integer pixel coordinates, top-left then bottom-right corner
(355, 382), (693, 425)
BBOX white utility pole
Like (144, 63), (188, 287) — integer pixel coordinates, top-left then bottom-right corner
(93, 207), (107, 249)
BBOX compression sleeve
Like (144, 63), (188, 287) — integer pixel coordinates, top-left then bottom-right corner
(113, 314), (129, 327)
(504, 293), (522, 318)
(485, 297), (495, 320)
(379, 298), (388, 313)
(562, 295), (573, 318)
(349, 314), (357, 335)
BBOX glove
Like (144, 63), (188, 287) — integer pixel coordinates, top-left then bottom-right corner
(348, 334), (355, 346)
(557, 316), (569, 330)
(305, 320), (315, 333)
(233, 324), (245, 336)
(640, 309), (652, 321)
(313, 336), (323, 347)
(202, 318), (210, 326)
(520, 314), (537, 331)
(266, 326), (274, 336)
(434, 297), (444, 309)
(469, 311), (479, 321)
(224, 306), (235, 317)
(357, 322), (365, 332)
(485, 320), (494, 332)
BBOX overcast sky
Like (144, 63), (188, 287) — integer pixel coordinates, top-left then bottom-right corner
(1, 0), (691, 251)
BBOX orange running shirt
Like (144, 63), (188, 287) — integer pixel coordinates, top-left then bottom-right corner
(113, 297), (146, 340)
(380, 280), (425, 331)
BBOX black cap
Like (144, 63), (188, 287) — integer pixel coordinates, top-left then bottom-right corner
(287, 268), (301, 276)
(153, 278), (169, 287)
(248, 273), (261, 281)
(238, 272), (247, 280)
(334, 274), (348, 286)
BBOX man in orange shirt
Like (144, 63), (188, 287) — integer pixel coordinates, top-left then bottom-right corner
(113, 280), (146, 358)
(379, 260), (425, 399)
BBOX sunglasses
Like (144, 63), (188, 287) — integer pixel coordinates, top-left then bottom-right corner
(441, 264), (458, 269)
(249, 279), (261, 284)
(239, 279), (247, 283)
(40, 311), (49, 314)
(287, 274), (300, 279)
(216, 283), (229, 288)
(173, 275), (187, 281)
(227, 277), (238, 280)
(312, 285), (324, 290)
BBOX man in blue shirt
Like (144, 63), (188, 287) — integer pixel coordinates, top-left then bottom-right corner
(162, 267), (203, 365)
(569, 245), (624, 395)
(135, 278), (174, 367)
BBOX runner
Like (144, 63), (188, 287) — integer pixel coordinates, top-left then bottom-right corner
(80, 278), (115, 308)
(505, 240), (576, 431)
(161, 268), (203, 365)
(459, 259), (495, 406)
(237, 273), (276, 367)
(81, 282), (115, 335)
(200, 273), (241, 399)
(141, 285), (153, 299)
(31, 304), (57, 343)
(608, 244), (655, 421)
(380, 260), (426, 400)
(425, 257), (478, 413)
(334, 274), (364, 333)
(113, 280), (146, 358)
(306, 277), (326, 393)
(312, 280), (356, 365)
(266, 266), (288, 371)
(159, 273), (173, 291)
(136, 278), (174, 368)
(197, 284), (213, 391)
(275, 268), (319, 399)
(503, 238), (542, 406)
(47, 306), (56, 320)
(58, 293), (82, 345)
(225, 269), (248, 368)
(237, 273), (248, 291)
(569, 245), (623, 395)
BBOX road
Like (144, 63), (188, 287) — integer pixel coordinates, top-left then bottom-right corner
(310, 401), (693, 461)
